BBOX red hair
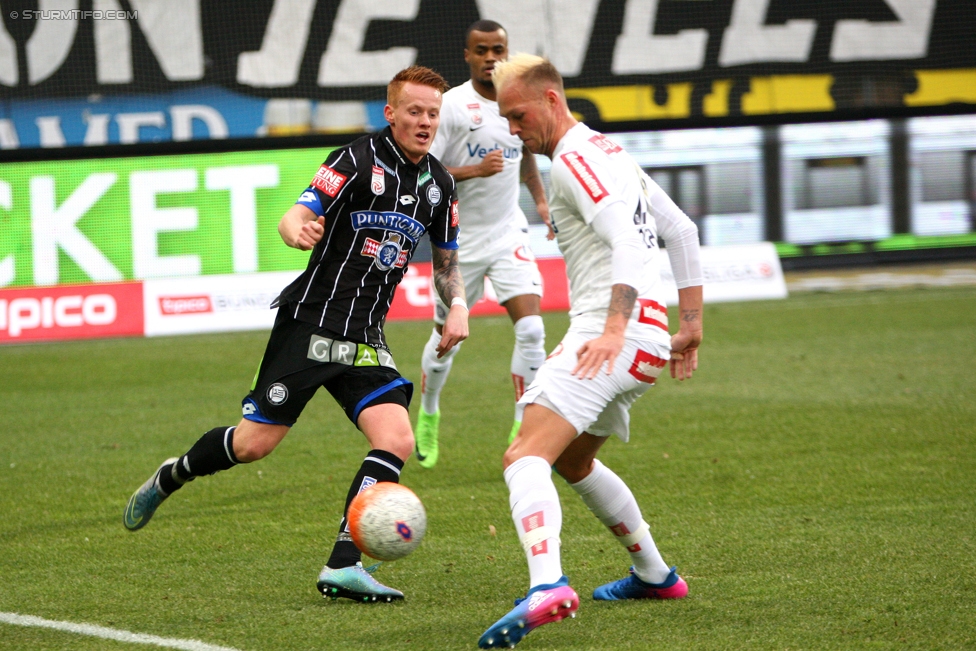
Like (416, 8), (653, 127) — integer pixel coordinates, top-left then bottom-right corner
(387, 66), (450, 106)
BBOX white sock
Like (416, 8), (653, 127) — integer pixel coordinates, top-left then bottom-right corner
(420, 327), (460, 414)
(504, 456), (564, 588)
(569, 459), (670, 584)
(511, 315), (546, 418)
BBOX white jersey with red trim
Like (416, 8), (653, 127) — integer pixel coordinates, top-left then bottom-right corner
(428, 81), (528, 259)
(548, 122), (674, 343)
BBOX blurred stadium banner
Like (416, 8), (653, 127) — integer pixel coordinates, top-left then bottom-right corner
(0, 280), (144, 343)
(1, 0), (975, 149)
(0, 147), (330, 290)
(0, 245), (784, 343)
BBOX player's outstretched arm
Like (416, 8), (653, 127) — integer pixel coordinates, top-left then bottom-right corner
(670, 285), (703, 381)
(278, 204), (324, 251)
(431, 245), (469, 356)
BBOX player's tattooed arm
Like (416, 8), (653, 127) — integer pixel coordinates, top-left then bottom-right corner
(573, 283), (636, 379)
(606, 283), (638, 330)
(431, 246), (464, 305)
(431, 246), (469, 355)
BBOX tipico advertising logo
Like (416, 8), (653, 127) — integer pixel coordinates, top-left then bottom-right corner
(0, 282), (144, 343)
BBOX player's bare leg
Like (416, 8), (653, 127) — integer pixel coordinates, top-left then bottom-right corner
(318, 403), (413, 602)
(558, 433), (688, 601)
(503, 294), (546, 443)
(480, 405), (580, 648)
(232, 420), (291, 461)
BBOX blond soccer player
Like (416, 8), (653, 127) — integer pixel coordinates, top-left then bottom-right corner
(477, 54), (704, 649)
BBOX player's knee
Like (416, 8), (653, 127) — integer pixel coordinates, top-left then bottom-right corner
(375, 430), (414, 461)
(513, 315), (545, 351)
(234, 431), (278, 462)
(502, 435), (533, 469)
(502, 445), (520, 470)
(392, 433), (415, 461)
(553, 456), (592, 484)
(358, 398), (415, 460)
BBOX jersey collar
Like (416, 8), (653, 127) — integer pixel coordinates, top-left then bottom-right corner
(551, 122), (590, 160)
(379, 126), (424, 169)
(466, 79), (498, 106)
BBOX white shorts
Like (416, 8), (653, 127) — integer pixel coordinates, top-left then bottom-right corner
(518, 329), (670, 442)
(433, 236), (542, 324)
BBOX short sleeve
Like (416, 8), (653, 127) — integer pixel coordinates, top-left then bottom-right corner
(429, 182), (460, 249)
(295, 146), (359, 216)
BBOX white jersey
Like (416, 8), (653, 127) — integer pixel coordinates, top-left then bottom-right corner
(548, 123), (700, 343)
(429, 81), (529, 257)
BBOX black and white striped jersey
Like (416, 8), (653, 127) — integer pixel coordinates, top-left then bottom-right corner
(278, 126), (459, 348)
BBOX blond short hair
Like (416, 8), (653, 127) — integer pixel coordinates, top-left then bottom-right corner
(492, 53), (564, 95)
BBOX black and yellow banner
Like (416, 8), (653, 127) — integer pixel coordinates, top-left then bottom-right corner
(0, 0), (974, 136)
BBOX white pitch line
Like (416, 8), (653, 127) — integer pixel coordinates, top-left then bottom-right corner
(0, 612), (243, 651)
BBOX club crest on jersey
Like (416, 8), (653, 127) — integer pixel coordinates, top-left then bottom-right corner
(371, 165), (385, 195)
(267, 383), (288, 405)
(362, 233), (407, 271)
(589, 133), (622, 154)
(427, 184), (442, 206)
(311, 165), (347, 197)
(350, 210), (425, 243)
(467, 102), (483, 126)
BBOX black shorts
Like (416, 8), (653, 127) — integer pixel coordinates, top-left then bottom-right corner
(242, 310), (412, 427)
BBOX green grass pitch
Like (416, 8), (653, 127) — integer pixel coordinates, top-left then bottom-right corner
(1, 287), (974, 650)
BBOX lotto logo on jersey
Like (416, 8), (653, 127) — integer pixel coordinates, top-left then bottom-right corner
(450, 200), (459, 227)
(561, 152), (609, 203)
(628, 349), (667, 384)
(311, 165), (347, 197)
(589, 133), (622, 154)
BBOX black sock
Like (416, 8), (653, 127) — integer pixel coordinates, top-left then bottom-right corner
(157, 426), (239, 495)
(326, 449), (404, 569)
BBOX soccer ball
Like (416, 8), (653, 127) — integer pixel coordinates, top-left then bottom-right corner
(347, 482), (427, 561)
